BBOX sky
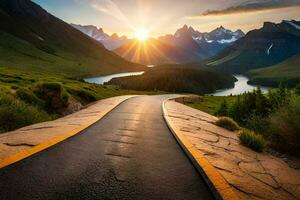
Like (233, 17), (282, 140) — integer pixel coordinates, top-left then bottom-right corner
(33, 0), (300, 37)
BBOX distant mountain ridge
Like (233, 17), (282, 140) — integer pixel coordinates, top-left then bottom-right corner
(71, 24), (129, 50)
(207, 20), (300, 74)
(114, 38), (203, 65)
(0, 0), (144, 77)
(159, 25), (245, 60)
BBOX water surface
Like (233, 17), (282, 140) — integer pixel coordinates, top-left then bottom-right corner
(211, 75), (269, 96)
(84, 71), (144, 85)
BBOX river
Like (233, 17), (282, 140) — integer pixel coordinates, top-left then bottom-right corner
(84, 72), (269, 96)
(84, 71), (144, 85)
(211, 75), (269, 96)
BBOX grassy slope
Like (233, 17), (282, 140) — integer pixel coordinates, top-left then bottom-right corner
(0, 1), (145, 77)
(248, 53), (300, 87)
(107, 64), (236, 95)
(185, 96), (237, 115)
(0, 67), (158, 103)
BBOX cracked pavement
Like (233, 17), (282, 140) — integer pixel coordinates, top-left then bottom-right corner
(0, 95), (213, 200)
(165, 100), (300, 200)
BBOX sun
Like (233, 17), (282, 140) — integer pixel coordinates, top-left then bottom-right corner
(135, 28), (149, 41)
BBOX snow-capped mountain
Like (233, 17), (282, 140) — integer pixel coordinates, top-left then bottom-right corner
(207, 20), (300, 73)
(71, 24), (129, 50)
(159, 25), (245, 60)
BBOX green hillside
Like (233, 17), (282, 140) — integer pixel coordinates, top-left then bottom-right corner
(248, 54), (300, 87)
(207, 21), (300, 74)
(0, 66), (159, 133)
(0, 0), (145, 77)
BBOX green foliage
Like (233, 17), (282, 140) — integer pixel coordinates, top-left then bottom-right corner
(185, 96), (237, 116)
(34, 82), (69, 114)
(0, 93), (50, 133)
(239, 129), (266, 152)
(16, 88), (44, 106)
(215, 117), (240, 131)
(295, 82), (300, 95)
(225, 86), (298, 154)
(67, 88), (97, 104)
(0, 67), (161, 133)
(228, 87), (288, 126)
(215, 100), (228, 116)
(244, 114), (269, 134)
(267, 95), (300, 155)
(248, 53), (300, 88)
(107, 64), (236, 95)
(0, 2), (145, 78)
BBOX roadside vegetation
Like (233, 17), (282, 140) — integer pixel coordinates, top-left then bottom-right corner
(185, 96), (237, 115)
(215, 117), (240, 131)
(0, 67), (159, 133)
(107, 64), (236, 95)
(185, 84), (300, 154)
(239, 129), (266, 152)
(213, 85), (300, 154)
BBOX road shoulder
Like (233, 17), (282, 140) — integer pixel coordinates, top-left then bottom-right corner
(163, 99), (300, 200)
(0, 95), (136, 169)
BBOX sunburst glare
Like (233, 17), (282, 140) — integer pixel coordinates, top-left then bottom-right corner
(135, 28), (149, 41)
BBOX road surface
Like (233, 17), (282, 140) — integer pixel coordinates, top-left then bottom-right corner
(0, 95), (214, 200)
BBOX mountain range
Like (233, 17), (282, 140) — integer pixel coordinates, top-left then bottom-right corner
(0, 0), (144, 77)
(159, 25), (245, 60)
(72, 23), (245, 64)
(71, 24), (129, 50)
(208, 20), (300, 74)
(113, 38), (202, 65)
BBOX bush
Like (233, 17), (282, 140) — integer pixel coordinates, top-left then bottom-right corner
(67, 88), (96, 104)
(215, 117), (240, 131)
(34, 82), (69, 113)
(0, 93), (50, 133)
(267, 95), (300, 155)
(16, 88), (44, 106)
(245, 114), (269, 134)
(239, 129), (266, 152)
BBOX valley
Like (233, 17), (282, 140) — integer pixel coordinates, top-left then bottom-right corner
(0, 1), (299, 200)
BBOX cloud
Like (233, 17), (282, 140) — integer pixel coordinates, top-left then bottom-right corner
(192, 0), (300, 17)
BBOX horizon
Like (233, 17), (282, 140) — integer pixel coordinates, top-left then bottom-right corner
(32, 0), (300, 38)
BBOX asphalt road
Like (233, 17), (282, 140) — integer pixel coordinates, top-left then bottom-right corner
(0, 95), (214, 200)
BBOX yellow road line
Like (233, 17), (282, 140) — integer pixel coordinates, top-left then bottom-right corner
(162, 99), (240, 200)
(0, 96), (136, 169)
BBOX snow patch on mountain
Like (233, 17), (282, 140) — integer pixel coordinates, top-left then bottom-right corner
(284, 20), (300, 30)
(71, 23), (128, 50)
(267, 43), (274, 55)
(218, 36), (238, 44)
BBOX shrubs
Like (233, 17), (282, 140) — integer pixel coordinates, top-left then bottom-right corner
(267, 95), (300, 155)
(239, 129), (266, 152)
(0, 93), (50, 133)
(215, 85), (300, 154)
(34, 82), (69, 114)
(16, 88), (43, 106)
(215, 117), (240, 131)
(67, 88), (97, 104)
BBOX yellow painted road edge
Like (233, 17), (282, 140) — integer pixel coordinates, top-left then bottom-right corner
(0, 96), (136, 169)
(162, 99), (240, 200)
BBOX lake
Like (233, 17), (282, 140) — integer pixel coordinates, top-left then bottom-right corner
(84, 71), (144, 85)
(211, 75), (270, 96)
(85, 71), (269, 97)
